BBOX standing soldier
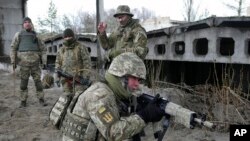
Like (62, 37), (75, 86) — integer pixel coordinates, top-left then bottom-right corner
(55, 28), (92, 95)
(10, 17), (47, 107)
(97, 5), (148, 63)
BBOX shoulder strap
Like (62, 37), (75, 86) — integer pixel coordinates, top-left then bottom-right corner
(67, 94), (80, 113)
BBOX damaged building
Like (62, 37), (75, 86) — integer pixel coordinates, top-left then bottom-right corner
(0, 0), (28, 62)
(44, 16), (250, 94)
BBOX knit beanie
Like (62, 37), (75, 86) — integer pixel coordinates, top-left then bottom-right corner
(63, 28), (75, 38)
(23, 17), (32, 23)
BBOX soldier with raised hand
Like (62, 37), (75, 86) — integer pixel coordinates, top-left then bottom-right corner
(60, 52), (165, 141)
(10, 17), (47, 107)
(97, 5), (148, 63)
(55, 28), (92, 95)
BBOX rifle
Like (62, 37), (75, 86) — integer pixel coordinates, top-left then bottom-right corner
(56, 69), (92, 86)
(137, 93), (215, 141)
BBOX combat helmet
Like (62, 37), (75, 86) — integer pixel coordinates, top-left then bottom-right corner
(113, 5), (134, 17)
(108, 52), (146, 79)
(42, 73), (54, 89)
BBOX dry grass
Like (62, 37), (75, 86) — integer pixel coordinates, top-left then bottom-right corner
(146, 61), (250, 132)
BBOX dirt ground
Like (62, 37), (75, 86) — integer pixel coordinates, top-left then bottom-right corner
(0, 65), (230, 141)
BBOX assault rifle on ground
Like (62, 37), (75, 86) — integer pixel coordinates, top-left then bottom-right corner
(136, 93), (215, 141)
(56, 69), (92, 86)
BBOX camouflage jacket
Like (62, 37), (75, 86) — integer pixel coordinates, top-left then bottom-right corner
(64, 82), (146, 141)
(98, 19), (148, 60)
(10, 30), (46, 66)
(55, 41), (92, 78)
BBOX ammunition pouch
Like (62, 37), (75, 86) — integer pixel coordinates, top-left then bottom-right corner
(49, 94), (73, 129)
(61, 112), (88, 141)
(61, 93), (98, 141)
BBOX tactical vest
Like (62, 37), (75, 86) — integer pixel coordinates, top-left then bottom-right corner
(18, 31), (40, 52)
(61, 112), (88, 140)
(60, 42), (82, 75)
(59, 93), (98, 141)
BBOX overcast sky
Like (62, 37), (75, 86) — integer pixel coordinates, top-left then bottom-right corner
(27, 0), (250, 24)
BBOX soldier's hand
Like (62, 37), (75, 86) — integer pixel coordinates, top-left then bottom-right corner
(98, 22), (107, 34)
(136, 94), (165, 123)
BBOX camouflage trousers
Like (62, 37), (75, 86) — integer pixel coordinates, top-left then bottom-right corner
(19, 65), (44, 101)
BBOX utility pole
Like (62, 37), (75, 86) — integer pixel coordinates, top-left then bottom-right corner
(96, 0), (104, 74)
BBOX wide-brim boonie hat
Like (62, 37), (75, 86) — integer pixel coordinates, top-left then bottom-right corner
(113, 5), (134, 17)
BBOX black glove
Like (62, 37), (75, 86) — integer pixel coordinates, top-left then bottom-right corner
(137, 94), (165, 123)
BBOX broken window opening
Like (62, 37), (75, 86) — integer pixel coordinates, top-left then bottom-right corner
(194, 38), (208, 55)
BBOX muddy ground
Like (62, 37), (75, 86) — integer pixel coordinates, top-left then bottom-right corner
(0, 65), (234, 141)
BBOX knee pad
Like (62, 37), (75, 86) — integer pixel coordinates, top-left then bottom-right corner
(35, 81), (44, 91)
(20, 79), (29, 90)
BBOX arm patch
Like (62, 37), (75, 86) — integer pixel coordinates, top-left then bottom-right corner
(97, 106), (116, 126)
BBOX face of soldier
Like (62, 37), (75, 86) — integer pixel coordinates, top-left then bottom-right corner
(116, 14), (130, 26)
(127, 75), (140, 92)
(23, 21), (32, 31)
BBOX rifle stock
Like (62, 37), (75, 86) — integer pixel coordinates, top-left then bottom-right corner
(56, 69), (92, 86)
(137, 93), (215, 129)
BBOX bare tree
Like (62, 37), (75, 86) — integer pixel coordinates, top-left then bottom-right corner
(34, 2), (164, 36)
(37, 0), (59, 34)
(224, 0), (246, 16)
(81, 13), (96, 33)
(182, 0), (210, 22)
(61, 14), (73, 30)
(102, 9), (118, 33)
(182, 0), (197, 22)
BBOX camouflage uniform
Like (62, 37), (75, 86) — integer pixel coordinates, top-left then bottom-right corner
(61, 53), (147, 141)
(98, 5), (148, 61)
(55, 31), (92, 95)
(10, 18), (47, 106)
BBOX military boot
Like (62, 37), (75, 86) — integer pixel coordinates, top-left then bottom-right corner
(39, 99), (48, 106)
(19, 101), (26, 108)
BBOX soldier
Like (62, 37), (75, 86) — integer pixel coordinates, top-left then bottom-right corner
(10, 17), (47, 107)
(61, 52), (165, 141)
(55, 28), (92, 95)
(97, 5), (148, 63)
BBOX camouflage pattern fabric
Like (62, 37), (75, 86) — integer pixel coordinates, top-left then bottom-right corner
(10, 30), (46, 102)
(42, 73), (54, 89)
(113, 5), (134, 17)
(19, 66), (44, 101)
(62, 82), (146, 141)
(98, 19), (148, 61)
(55, 40), (92, 94)
(10, 30), (47, 66)
(108, 52), (146, 79)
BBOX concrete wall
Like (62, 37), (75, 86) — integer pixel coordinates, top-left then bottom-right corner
(0, 0), (27, 56)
